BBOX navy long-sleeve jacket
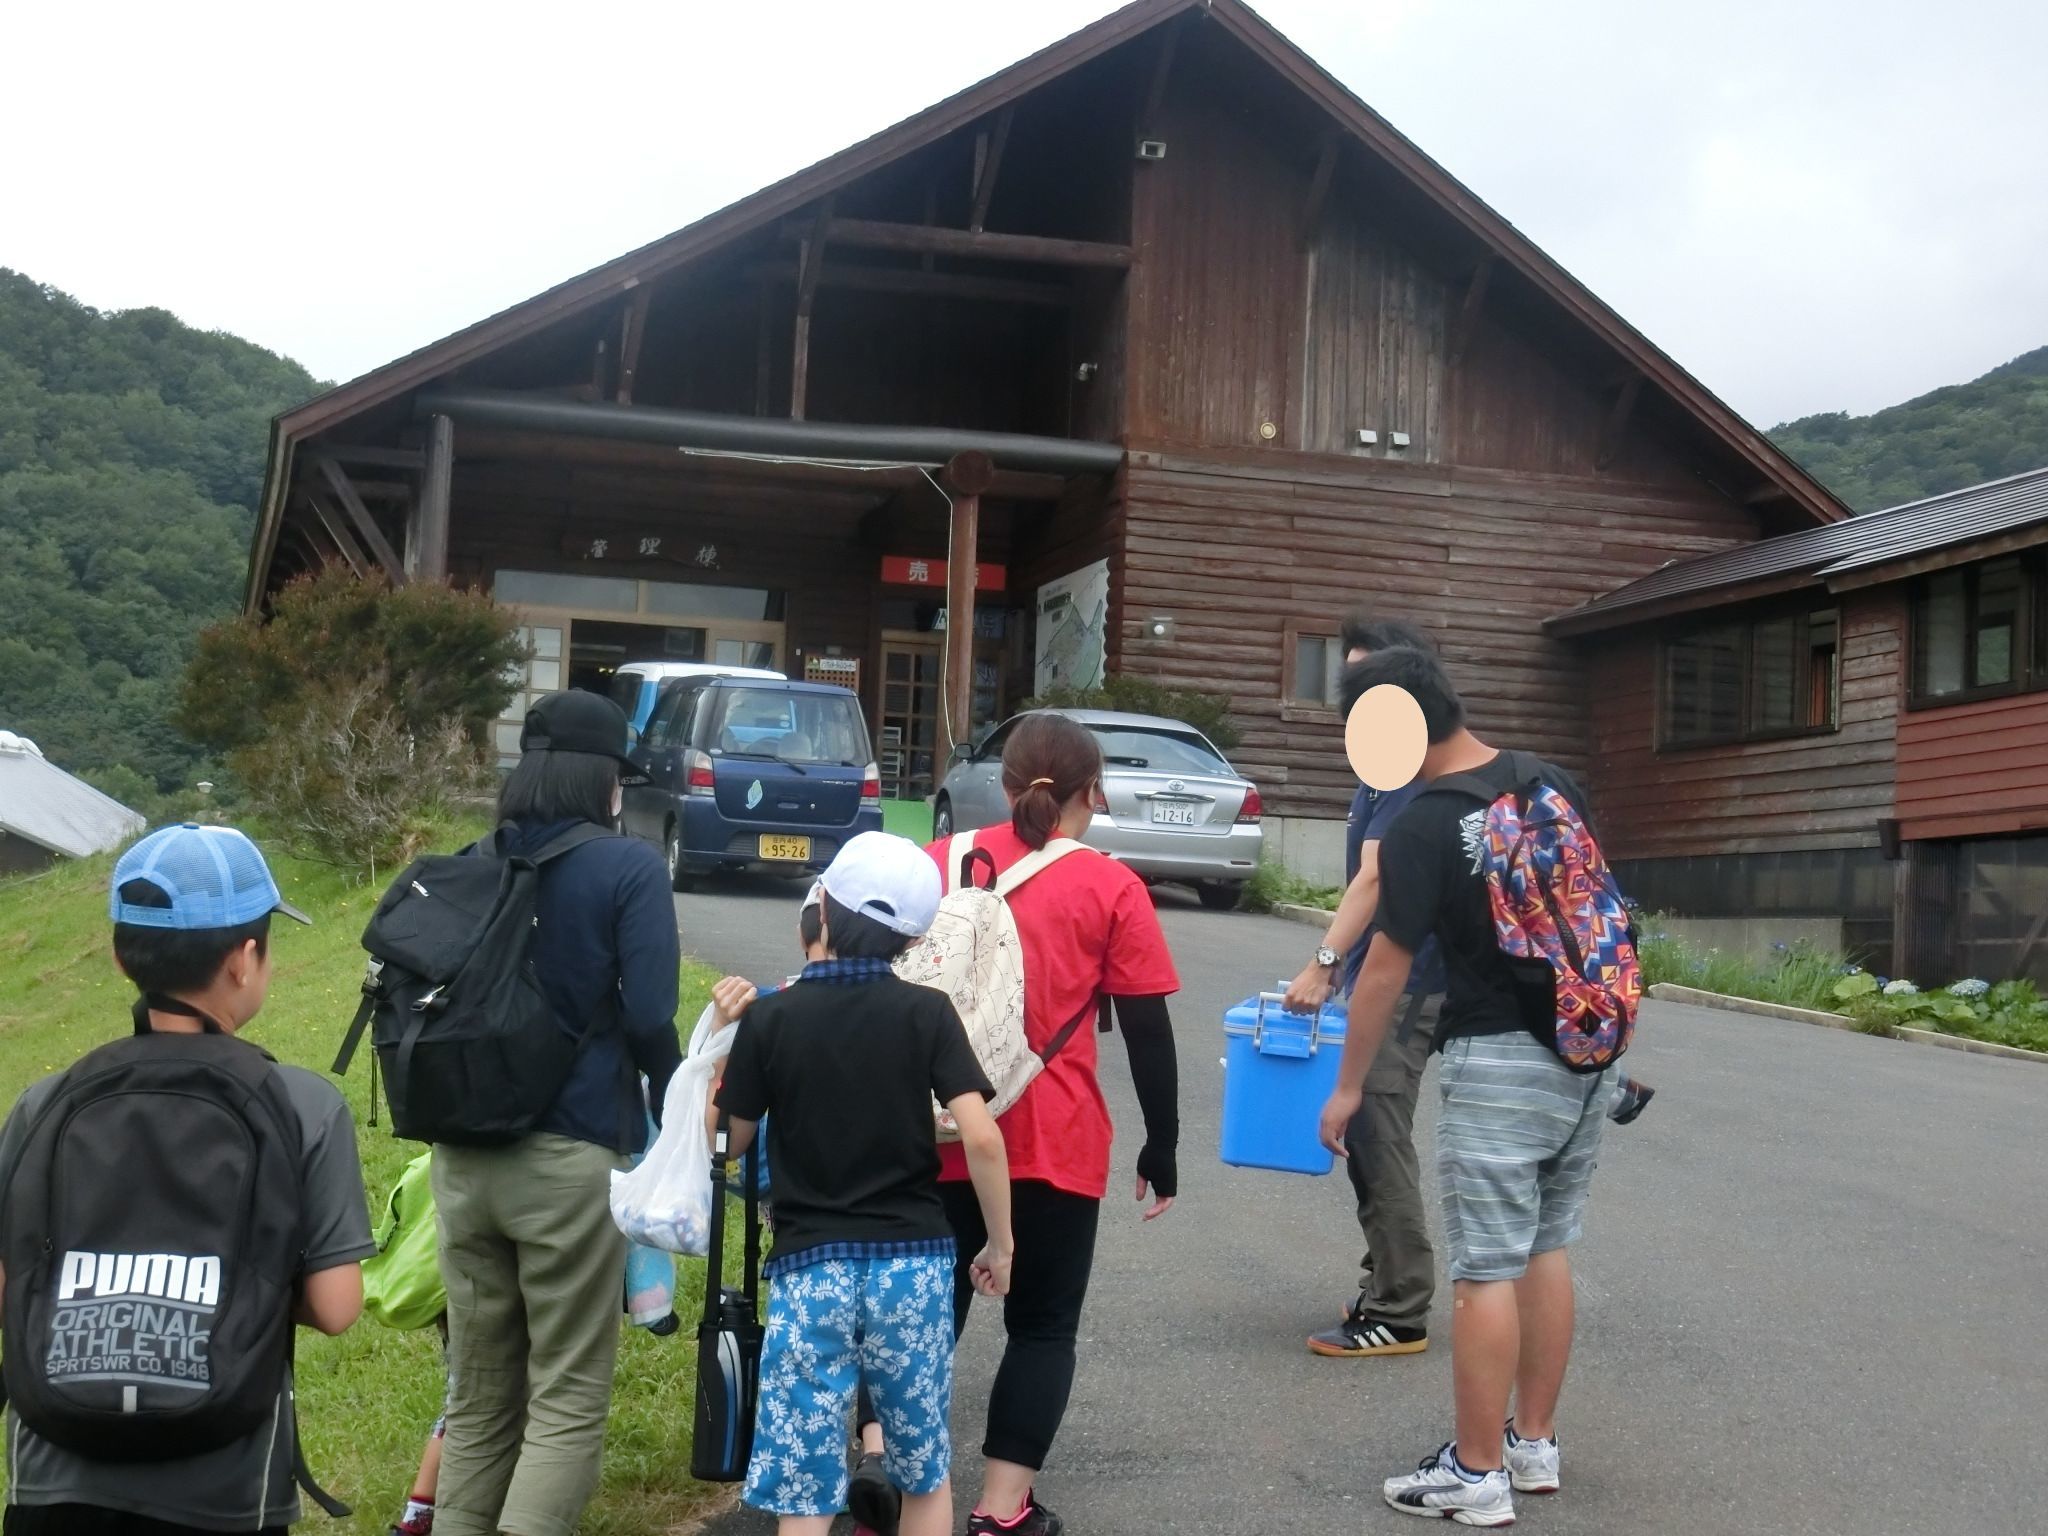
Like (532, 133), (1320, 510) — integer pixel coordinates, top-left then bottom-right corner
(505, 819), (683, 1153)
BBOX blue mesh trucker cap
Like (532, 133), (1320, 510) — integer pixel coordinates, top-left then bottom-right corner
(109, 824), (312, 931)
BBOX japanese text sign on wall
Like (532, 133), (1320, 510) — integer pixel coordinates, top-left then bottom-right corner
(881, 556), (1006, 592)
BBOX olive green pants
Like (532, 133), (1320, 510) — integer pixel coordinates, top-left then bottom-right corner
(432, 1134), (628, 1536)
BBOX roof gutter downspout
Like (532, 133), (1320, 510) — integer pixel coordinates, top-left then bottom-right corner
(414, 388), (1126, 478)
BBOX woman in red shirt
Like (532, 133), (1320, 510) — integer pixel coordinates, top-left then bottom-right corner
(928, 712), (1182, 1536)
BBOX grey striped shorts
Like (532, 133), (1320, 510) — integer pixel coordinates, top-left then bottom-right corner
(1436, 1032), (1613, 1282)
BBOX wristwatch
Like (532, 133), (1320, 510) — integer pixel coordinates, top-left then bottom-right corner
(1314, 945), (1341, 970)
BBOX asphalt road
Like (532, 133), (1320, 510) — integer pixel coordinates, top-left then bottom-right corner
(674, 874), (2048, 1536)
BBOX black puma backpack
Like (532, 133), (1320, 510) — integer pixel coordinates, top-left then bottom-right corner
(2, 1009), (301, 1456)
(333, 822), (612, 1145)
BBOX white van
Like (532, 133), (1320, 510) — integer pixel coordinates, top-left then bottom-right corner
(610, 660), (786, 739)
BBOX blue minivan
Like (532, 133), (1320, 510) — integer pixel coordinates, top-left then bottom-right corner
(623, 676), (882, 888)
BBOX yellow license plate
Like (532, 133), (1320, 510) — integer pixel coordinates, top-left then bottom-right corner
(759, 834), (812, 862)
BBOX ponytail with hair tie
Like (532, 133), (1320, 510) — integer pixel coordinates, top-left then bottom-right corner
(1001, 715), (1107, 850)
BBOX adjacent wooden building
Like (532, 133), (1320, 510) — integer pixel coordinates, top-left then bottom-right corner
(244, 0), (1846, 878)
(1554, 466), (2048, 982)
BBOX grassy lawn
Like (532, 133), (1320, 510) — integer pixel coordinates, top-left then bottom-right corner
(0, 838), (732, 1533)
(881, 796), (934, 843)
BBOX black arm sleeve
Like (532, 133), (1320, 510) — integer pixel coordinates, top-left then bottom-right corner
(1112, 993), (1180, 1198)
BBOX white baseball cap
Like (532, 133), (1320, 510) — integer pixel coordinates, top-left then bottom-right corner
(817, 831), (941, 938)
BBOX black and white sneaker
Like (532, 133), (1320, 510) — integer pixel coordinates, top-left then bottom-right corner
(1307, 1313), (1428, 1358)
(1383, 1443), (1515, 1525)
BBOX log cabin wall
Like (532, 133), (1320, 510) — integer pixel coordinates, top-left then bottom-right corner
(1895, 690), (2048, 842)
(1585, 589), (1904, 860)
(1116, 449), (1758, 820)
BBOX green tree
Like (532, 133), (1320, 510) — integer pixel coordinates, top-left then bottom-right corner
(0, 269), (322, 794)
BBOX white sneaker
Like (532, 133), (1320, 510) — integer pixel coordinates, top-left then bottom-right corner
(1383, 1443), (1516, 1526)
(1503, 1424), (1560, 1494)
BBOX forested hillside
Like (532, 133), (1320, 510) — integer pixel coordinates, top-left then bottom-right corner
(1770, 345), (2048, 512)
(0, 271), (321, 798)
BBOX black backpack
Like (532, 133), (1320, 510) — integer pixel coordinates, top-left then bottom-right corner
(333, 823), (613, 1146)
(0, 999), (346, 1514)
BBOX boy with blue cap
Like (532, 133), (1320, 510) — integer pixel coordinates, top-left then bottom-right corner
(0, 823), (373, 1536)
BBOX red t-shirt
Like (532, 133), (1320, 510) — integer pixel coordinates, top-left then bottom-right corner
(929, 825), (1180, 1200)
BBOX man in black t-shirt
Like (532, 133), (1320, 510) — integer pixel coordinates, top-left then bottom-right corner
(1314, 647), (1615, 1528)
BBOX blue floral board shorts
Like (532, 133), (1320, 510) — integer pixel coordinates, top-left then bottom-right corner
(744, 1250), (957, 1517)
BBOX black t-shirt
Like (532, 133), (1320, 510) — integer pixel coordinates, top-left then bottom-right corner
(1375, 751), (1593, 1047)
(715, 971), (993, 1264)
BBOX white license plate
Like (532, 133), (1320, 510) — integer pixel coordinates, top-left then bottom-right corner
(1150, 802), (1200, 826)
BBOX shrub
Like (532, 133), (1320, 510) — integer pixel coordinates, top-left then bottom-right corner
(232, 676), (493, 875)
(1831, 971), (2048, 1053)
(1242, 859), (1343, 915)
(1635, 918), (1848, 1012)
(1026, 674), (1242, 750)
(178, 568), (523, 869)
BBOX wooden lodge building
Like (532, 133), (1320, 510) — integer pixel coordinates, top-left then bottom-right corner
(251, 0), (2048, 973)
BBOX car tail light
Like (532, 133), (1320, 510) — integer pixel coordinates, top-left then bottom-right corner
(861, 763), (882, 803)
(686, 751), (716, 797)
(1238, 786), (1263, 823)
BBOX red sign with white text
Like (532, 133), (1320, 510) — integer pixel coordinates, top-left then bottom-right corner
(880, 556), (1007, 591)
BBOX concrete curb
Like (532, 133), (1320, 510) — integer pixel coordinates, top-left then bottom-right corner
(1891, 1024), (2048, 1065)
(1271, 902), (1337, 929)
(1647, 983), (1862, 1033)
(1648, 982), (2048, 1066)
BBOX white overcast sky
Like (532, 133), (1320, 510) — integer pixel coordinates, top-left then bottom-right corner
(5, 0), (2043, 427)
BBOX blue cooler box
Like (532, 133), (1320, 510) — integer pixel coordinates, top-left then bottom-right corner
(1221, 991), (1348, 1175)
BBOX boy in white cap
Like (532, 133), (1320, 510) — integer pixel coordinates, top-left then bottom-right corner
(713, 831), (1013, 1536)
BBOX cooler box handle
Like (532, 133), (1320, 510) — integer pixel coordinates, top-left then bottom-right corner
(1221, 991), (1328, 1059)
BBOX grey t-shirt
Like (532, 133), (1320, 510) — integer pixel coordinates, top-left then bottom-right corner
(0, 1059), (375, 1532)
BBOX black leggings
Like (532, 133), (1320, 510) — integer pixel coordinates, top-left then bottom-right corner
(859, 1179), (1102, 1470)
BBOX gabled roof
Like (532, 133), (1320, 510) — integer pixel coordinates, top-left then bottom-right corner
(0, 734), (146, 860)
(1548, 464), (2048, 636)
(249, 0), (1848, 605)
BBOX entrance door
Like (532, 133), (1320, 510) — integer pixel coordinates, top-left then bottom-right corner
(878, 635), (942, 800)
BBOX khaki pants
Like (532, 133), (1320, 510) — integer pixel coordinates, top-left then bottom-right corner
(432, 1135), (628, 1536)
(1340, 993), (1440, 1330)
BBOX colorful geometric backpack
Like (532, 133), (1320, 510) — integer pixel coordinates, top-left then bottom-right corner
(1426, 751), (1642, 1073)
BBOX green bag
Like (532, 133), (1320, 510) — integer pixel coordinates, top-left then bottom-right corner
(361, 1151), (446, 1330)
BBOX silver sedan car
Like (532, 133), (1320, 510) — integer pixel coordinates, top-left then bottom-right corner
(933, 708), (1263, 910)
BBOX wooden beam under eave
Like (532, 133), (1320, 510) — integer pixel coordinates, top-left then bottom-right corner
(316, 456), (407, 581)
(1744, 483), (1794, 505)
(616, 285), (651, 405)
(1299, 134), (1340, 249)
(317, 444), (425, 470)
(970, 107), (1014, 234)
(746, 261), (1073, 309)
(781, 217), (1133, 269)
(1448, 256), (1496, 368)
(1141, 16), (1180, 132)
(416, 414), (454, 583)
(1595, 374), (1643, 471)
(302, 489), (370, 579)
(791, 199), (835, 422)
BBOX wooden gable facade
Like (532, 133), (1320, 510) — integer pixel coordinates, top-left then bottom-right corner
(245, 0), (1842, 858)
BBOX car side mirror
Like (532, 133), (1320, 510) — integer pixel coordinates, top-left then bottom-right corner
(950, 742), (975, 765)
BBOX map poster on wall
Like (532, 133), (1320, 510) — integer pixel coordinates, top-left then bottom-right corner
(1034, 559), (1110, 694)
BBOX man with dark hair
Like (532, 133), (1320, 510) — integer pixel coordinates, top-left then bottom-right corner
(1285, 615), (1446, 1361)
(1313, 645), (1614, 1526)
(0, 823), (372, 1535)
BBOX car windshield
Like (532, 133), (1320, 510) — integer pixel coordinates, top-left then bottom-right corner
(708, 688), (866, 765)
(1086, 725), (1232, 776)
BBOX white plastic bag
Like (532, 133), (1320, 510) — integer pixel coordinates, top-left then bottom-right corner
(609, 1003), (736, 1256)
